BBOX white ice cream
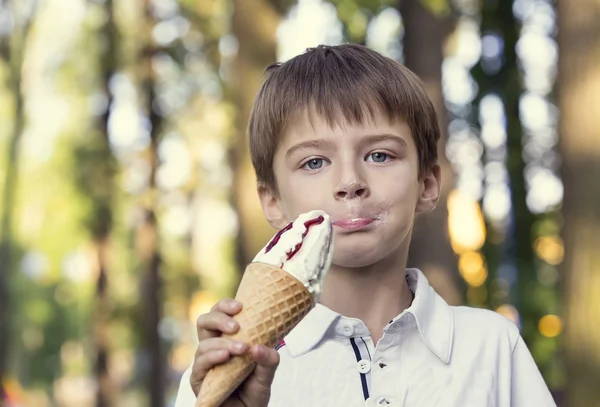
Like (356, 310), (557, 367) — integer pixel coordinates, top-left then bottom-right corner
(252, 210), (334, 302)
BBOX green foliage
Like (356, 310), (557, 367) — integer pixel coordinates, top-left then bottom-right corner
(7, 132), (97, 391)
(420, 0), (451, 16)
(325, 0), (451, 44)
(327, 0), (388, 43)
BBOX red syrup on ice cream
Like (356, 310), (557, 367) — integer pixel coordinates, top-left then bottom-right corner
(285, 216), (325, 260)
(264, 223), (293, 253)
(264, 215), (326, 263)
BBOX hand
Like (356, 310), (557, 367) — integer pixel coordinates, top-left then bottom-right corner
(191, 298), (280, 407)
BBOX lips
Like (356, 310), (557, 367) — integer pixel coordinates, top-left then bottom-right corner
(333, 217), (374, 231)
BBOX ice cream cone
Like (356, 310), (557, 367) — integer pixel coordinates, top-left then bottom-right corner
(195, 262), (315, 407)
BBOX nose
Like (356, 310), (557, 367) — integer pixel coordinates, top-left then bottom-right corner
(335, 179), (369, 200)
(334, 156), (370, 200)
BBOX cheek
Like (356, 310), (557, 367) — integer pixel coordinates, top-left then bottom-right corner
(377, 187), (421, 228)
(374, 171), (419, 203)
(279, 171), (331, 208)
(277, 185), (325, 221)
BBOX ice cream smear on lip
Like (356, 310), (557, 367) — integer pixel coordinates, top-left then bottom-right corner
(252, 210), (334, 302)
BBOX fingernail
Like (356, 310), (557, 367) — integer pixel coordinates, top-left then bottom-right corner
(254, 345), (264, 357)
(231, 300), (241, 308)
(227, 321), (237, 330)
(233, 342), (245, 351)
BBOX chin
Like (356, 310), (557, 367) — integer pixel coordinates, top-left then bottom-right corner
(330, 226), (410, 268)
(332, 244), (389, 268)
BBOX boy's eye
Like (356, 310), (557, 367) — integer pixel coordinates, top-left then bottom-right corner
(366, 152), (390, 163)
(303, 158), (325, 170)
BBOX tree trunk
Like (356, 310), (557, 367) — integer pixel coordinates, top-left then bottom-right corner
(399, 0), (462, 305)
(0, 45), (24, 398)
(230, 0), (282, 273)
(0, 0), (36, 390)
(557, 1), (600, 406)
(93, 1), (117, 405)
(93, 239), (114, 407)
(469, 0), (538, 327)
(140, 2), (163, 405)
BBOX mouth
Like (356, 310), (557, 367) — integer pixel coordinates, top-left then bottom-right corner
(333, 217), (376, 231)
(331, 207), (387, 232)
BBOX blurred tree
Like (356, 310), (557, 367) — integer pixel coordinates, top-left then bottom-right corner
(179, 0), (224, 73)
(138, 1), (164, 405)
(557, 1), (600, 405)
(71, 0), (119, 405)
(470, 1), (540, 326)
(0, 0), (37, 393)
(468, 1), (506, 309)
(329, 0), (381, 44)
(398, 0), (462, 305)
(230, 0), (289, 271)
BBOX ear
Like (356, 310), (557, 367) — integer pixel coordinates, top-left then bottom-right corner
(416, 164), (441, 214)
(257, 184), (288, 229)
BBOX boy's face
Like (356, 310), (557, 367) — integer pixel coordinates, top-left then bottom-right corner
(258, 109), (441, 268)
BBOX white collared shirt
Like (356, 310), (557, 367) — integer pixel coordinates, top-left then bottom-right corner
(174, 269), (556, 407)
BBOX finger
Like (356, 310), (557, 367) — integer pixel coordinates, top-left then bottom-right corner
(191, 349), (231, 385)
(197, 337), (249, 356)
(211, 298), (243, 315)
(250, 345), (280, 388)
(196, 312), (240, 342)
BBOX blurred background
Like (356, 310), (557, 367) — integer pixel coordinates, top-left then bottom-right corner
(0, 0), (598, 406)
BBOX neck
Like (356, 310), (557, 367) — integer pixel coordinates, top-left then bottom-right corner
(319, 244), (414, 341)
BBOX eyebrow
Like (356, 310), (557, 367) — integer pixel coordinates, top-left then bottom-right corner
(284, 133), (407, 158)
(285, 139), (335, 158)
(361, 133), (408, 148)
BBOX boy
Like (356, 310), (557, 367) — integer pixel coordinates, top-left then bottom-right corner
(175, 44), (556, 406)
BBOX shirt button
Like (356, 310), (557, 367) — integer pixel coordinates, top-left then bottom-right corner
(356, 359), (371, 373)
(342, 323), (354, 336)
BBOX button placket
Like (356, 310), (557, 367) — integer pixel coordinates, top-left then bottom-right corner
(370, 333), (402, 407)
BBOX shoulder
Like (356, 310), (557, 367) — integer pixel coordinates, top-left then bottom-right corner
(450, 305), (520, 351)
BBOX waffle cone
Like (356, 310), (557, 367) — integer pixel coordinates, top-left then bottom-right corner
(195, 262), (314, 407)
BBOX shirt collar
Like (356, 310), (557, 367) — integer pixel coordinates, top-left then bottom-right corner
(404, 268), (455, 364)
(283, 268), (455, 364)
